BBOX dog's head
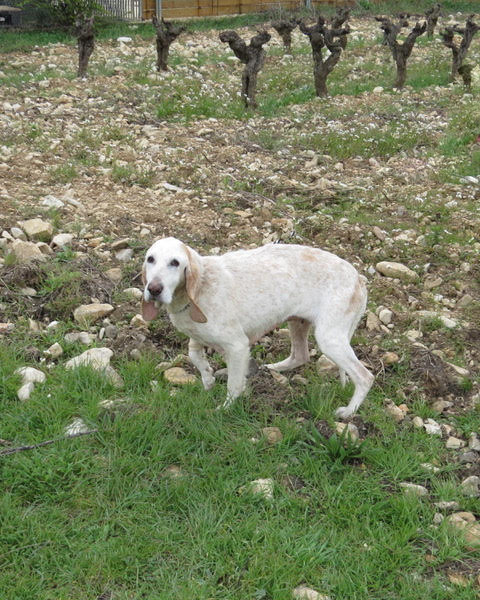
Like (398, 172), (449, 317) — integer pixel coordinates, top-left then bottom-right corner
(141, 237), (207, 323)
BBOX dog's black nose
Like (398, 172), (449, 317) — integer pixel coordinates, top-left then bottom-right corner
(147, 282), (163, 297)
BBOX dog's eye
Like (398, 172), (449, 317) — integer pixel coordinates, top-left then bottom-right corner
(169, 259), (180, 267)
(147, 256), (155, 264)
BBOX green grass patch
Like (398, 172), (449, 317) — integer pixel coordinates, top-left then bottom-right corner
(0, 328), (478, 599)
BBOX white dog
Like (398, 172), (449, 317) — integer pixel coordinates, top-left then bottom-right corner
(141, 237), (373, 418)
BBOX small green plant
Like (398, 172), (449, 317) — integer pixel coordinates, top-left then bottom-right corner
(111, 164), (156, 187)
(48, 163), (78, 184)
(302, 424), (370, 467)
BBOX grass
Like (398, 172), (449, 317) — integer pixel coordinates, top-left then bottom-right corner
(0, 334), (478, 600)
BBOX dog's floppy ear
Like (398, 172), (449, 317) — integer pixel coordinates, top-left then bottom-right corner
(141, 264), (159, 321)
(184, 246), (207, 323)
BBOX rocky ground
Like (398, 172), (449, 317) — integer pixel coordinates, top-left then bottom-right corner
(1, 13), (480, 593)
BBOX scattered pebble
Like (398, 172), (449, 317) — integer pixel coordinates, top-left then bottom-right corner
(292, 585), (331, 600)
(163, 367), (196, 385)
(261, 426), (283, 444)
(460, 476), (480, 497)
(239, 478), (274, 500)
(64, 418), (90, 436)
(17, 382), (34, 401)
(399, 482), (428, 497)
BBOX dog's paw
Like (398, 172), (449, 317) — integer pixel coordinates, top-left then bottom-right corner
(203, 375), (216, 390)
(216, 397), (234, 411)
(335, 405), (354, 419)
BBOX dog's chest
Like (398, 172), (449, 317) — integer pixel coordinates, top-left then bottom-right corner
(168, 310), (217, 348)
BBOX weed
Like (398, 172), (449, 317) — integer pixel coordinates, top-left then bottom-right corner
(48, 163), (78, 184)
(111, 164), (156, 187)
(302, 423), (371, 467)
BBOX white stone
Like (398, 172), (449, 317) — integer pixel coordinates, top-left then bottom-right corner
(98, 397), (129, 410)
(243, 478), (274, 500)
(105, 267), (123, 283)
(440, 316), (457, 329)
(385, 402), (406, 422)
(16, 366), (46, 384)
(10, 240), (45, 263)
(115, 248), (133, 262)
(468, 433), (480, 452)
(376, 261), (418, 281)
(446, 436), (466, 449)
(447, 512), (480, 545)
(405, 330), (423, 342)
(17, 218), (53, 242)
(11, 227), (26, 240)
(432, 400), (453, 413)
(164, 367), (196, 385)
(64, 331), (94, 345)
(111, 238), (130, 251)
(269, 369), (289, 386)
(366, 311), (381, 331)
(262, 427), (283, 444)
(65, 348), (123, 387)
(65, 347), (113, 370)
(73, 303), (114, 325)
(42, 194), (64, 208)
(334, 421), (359, 441)
(317, 355), (339, 375)
(446, 362), (469, 377)
(434, 501), (460, 510)
(44, 342), (63, 359)
(123, 287), (143, 300)
(51, 233), (74, 247)
(20, 287), (36, 296)
(17, 382), (35, 401)
(36, 242), (53, 255)
(378, 308), (393, 325)
(131, 314), (148, 328)
(292, 585), (330, 600)
(421, 462), (440, 473)
(460, 476), (480, 497)
(372, 86), (384, 93)
(412, 416), (424, 428)
(399, 482), (428, 497)
(424, 419), (442, 436)
(117, 36), (132, 42)
(64, 418), (90, 436)
(383, 352), (399, 365)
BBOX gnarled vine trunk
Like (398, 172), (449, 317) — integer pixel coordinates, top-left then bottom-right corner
(440, 16), (480, 81)
(219, 30), (271, 108)
(379, 18), (426, 89)
(299, 14), (350, 97)
(152, 16), (185, 71)
(76, 16), (95, 79)
(425, 3), (441, 37)
(271, 19), (298, 53)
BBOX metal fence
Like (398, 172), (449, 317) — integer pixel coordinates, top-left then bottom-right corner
(99, 0), (143, 19)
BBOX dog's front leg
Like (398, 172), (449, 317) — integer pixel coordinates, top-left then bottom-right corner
(188, 338), (215, 390)
(221, 339), (250, 409)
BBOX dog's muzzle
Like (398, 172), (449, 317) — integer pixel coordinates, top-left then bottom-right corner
(147, 281), (163, 300)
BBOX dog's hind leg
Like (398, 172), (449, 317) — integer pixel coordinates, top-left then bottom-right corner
(266, 318), (311, 372)
(314, 325), (373, 419)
